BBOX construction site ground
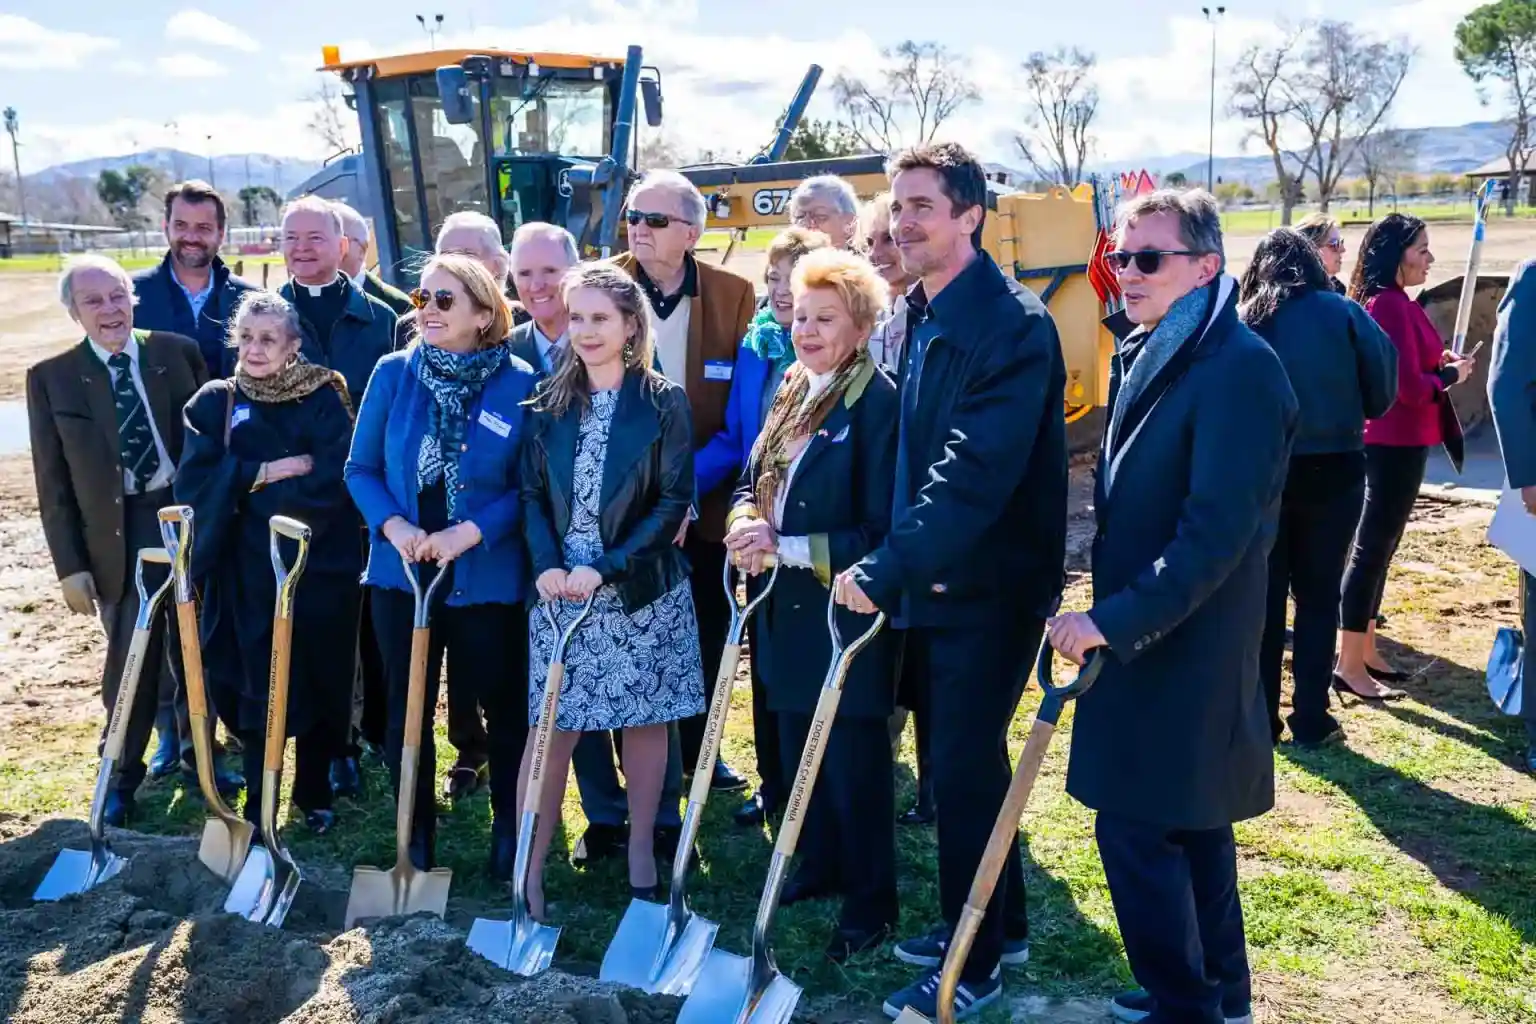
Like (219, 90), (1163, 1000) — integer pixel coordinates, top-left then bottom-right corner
(0, 226), (1531, 1022)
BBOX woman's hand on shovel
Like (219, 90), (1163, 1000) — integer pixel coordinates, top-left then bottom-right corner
(535, 569), (568, 602)
(382, 516), (428, 563)
(416, 521), (482, 565)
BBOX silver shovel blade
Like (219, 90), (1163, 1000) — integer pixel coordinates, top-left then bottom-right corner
(224, 844), (276, 921)
(677, 948), (751, 1024)
(600, 897), (719, 995)
(264, 859), (302, 928)
(467, 915), (562, 977)
(746, 974), (803, 1024)
(32, 847), (127, 902)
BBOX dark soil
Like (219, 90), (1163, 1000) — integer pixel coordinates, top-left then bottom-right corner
(0, 818), (684, 1023)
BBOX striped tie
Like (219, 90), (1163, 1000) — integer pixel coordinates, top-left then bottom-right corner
(107, 351), (160, 492)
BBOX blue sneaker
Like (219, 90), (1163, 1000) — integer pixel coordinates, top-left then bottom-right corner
(893, 926), (1029, 968)
(148, 729), (181, 780)
(882, 966), (1001, 1021)
(1110, 989), (1253, 1023)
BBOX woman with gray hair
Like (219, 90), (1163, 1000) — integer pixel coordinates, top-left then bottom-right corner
(174, 289), (361, 836)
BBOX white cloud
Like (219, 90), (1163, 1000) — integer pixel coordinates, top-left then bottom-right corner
(0, 15), (118, 70)
(165, 10), (260, 53)
(156, 54), (230, 79)
(23, 103), (332, 173)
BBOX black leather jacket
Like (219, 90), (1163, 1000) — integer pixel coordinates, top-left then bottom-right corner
(519, 369), (695, 613)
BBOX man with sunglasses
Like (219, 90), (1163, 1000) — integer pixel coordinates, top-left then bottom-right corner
(1047, 189), (1297, 1024)
(609, 169), (757, 799)
(831, 141), (1068, 1021)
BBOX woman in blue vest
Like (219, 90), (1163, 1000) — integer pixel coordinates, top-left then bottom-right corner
(345, 252), (538, 878)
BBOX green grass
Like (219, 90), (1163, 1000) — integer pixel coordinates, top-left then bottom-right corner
(0, 250), (287, 275)
(3, 515), (1534, 1021)
(1220, 201), (1536, 234)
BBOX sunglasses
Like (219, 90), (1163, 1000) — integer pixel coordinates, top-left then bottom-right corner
(409, 287), (457, 312)
(1106, 249), (1200, 274)
(626, 209), (682, 229)
(1325, 237), (1346, 251)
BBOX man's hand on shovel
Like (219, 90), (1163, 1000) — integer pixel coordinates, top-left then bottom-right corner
(1046, 611), (1107, 667)
(833, 569), (877, 615)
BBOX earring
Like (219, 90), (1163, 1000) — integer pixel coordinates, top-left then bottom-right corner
(623, 341), (635, 362)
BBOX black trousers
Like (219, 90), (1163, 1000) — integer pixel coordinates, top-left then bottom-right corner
(446, 651), (490, 768)
(895, 634), (935, 811)
(1260, 452), (1366, 743)
(1519, 573), (1536, 745)
(905, 616), (1038, 981)
(1340, 445), (1427, 633)
(679, 535), (731, 768)
(1095, 813), (1251, 1024)
(241, 725), (334, 825)
(777, 711), (898, 933)
(353, 586), (388, 751)
(99, 489), (185, 797)
(750, 615), (785, 809)
(371, 581), (529, 832)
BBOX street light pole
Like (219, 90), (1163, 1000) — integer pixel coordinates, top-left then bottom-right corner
(1202, 6), (1226, 193)
(206, 134), (214, 187)
(3, 107), (26, 230)
(416, 13), (444, 48)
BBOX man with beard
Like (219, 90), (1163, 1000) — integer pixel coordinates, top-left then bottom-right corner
(130, 180), (251, 791)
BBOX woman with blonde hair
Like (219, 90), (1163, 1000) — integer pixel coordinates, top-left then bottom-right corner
(861, 190), (916, 371)
(345, 252), (540, 877)
(1295, 212), (1348, 294)
(724, 247), (902, 961)
(517, 262), (703, 916)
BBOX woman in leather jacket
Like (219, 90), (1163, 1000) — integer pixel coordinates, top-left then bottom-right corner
(517, 262), (704, 917)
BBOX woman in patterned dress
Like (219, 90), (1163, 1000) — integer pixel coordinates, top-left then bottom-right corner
(518, 262), (703, 917)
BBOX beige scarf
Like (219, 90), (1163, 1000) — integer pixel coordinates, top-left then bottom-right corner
(235, 354), (354, 419)
(751, 347), (871, 517)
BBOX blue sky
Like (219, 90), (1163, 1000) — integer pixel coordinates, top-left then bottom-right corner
(0, 0), (1502, 173)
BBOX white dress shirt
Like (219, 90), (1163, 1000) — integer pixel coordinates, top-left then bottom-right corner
(88, 333), (175, 495)
(771, 369), (837, 569)
(531, 322), (568, 374)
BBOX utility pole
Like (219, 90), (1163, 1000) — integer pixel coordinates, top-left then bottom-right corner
(206, 134), (214, 187)
(3, 107), (25, 231)
(1202, 6), (1226, 193)
(416, 13), (444, 48)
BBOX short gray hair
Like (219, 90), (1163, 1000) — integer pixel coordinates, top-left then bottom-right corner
(791, 175), (859, 216)
(435, 210), (504, 255)
(626, 169), (707, 227)
(225, 289), (304, 349)
(510, 221), (579, 265)
(280, 194), (344, 236)
(58, 253), (135, 313)
(1115, 188), (1226, 271)
(331, 200), (370, 244)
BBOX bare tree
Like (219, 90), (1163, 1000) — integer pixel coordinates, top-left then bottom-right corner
(1456, 0), (1536, 214)
(1353, 125), (1417, 215)
(1290, 21), (1414, 211)
(635, 130), (687, 171)
(831, 41), (979, 153)
(306, 77), (357, 154)
(1229, 27), (1310, 224)
(1012, 47), (1099, 186)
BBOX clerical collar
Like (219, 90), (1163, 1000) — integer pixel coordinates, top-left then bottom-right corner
(295, 274), (348, 300)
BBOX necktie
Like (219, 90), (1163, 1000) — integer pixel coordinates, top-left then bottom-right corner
(108, 351), (160, 492)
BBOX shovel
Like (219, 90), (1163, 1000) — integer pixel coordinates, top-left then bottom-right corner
(678, 589), (887, 1024)
(34, 546), (175, 902)
(343, 553), (452, 928)
(223, 515), (311, 927)
(893, 638), (1105, 1024)
(600, 556), (782, 994)
(1487, 577), (1526, 716)
(158, 504), (254, 885)
(467, 591), (596, 976)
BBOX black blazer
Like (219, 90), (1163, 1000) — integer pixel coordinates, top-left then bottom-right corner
(731, 362), (900, 718)
(1067, 281), (1298, 831)
(520, 369), (695, 613)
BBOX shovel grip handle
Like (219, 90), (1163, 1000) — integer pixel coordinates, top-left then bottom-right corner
(687, 643), (741, 808)
(102, 628), (152, 762)
(176, 600), (208, 720)
(524, 662), (564, 808)
(402, 627), (431, 741)
(264, 615), (294, 772)
(772, 685), (841, 859)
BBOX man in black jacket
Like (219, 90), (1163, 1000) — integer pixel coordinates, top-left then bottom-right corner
(335, 200), (413, 317)
(835, 141), (1067, 1021)
(129, 179), (253, 785)
(1048, 189), (1296, 1024)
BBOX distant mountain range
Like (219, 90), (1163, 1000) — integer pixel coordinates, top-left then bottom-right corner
(26, 148), (326, 194)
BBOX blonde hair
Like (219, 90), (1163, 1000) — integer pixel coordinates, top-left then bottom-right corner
(411, 252), (512, 351)
(1294, 212), (1341, 249)
(533, 262), (662, 416)
(856, 190), (895, 250)
(790, 248), (889, 336)
(764, 227), (833, 280)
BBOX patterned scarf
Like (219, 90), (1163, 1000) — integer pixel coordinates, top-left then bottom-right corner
(415, 342), (507, 517)
(741, 307), (797, 381)
(751, 347), (871, 517)
(236, 353), (353, 417)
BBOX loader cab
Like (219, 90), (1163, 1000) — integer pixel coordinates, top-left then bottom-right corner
(310, 46), (658, 287)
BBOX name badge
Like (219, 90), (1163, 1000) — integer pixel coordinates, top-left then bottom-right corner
(231, 405), (251, 428)
(478, 408), (512, 438)
(704, 360), (733, 382)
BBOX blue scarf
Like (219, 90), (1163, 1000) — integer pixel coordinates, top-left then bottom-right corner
(741, 308), (797, 381)
(415, 342), (507, 518)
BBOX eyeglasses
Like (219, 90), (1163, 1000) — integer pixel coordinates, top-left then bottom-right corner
(1106, 249), (1200, 274)
(626, 209), (682, 229)
(409, 287), (457, 312)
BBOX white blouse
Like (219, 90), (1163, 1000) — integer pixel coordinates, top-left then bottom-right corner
(771, 369), (837, 569)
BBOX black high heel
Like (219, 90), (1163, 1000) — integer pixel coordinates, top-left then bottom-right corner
(1366, 664), (1410, 683)
(1333, 674), (1406, 703)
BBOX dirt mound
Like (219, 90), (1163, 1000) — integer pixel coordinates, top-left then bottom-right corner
(0, 819), (682, 1023)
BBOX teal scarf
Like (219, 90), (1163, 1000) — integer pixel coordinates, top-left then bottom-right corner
(742, 307), (796, 381)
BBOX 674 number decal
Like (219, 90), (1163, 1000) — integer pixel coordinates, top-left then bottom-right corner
(752, 188), (793, 216)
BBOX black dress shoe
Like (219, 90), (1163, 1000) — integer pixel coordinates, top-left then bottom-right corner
(304, 808), (337, 834)
(734, 792), (781, 827)
(898, 799), (936, 826)
(826, 923), (892, 963)
(1333, 674), (1406, 702)
(329, 756), (364, 799)
(573, 822), (628, 865)
(104, 790), (134, 828)
(442, 760), (488, 801)
(489, 817), (517, 883)
(710, 760), (749, 793)
(148, 732), (181, 780)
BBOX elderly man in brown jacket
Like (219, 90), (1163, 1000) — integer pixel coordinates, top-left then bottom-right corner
(26, 254), (228, 826)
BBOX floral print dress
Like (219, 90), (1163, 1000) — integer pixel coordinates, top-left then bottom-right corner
(527, 388), (706, 731)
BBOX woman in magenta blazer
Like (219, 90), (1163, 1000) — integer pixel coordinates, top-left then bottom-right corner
(1335, 214), (1475, 701)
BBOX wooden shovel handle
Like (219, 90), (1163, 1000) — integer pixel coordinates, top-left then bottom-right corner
(102, 628), (152, 762)
(523, 662), (564, 812)
(685, 642), (741, 809)
(176, 600), (209, 720)
(264, 615), (294, 773)
(394, 626), (431, 863)
(772, 685), (842, 859)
